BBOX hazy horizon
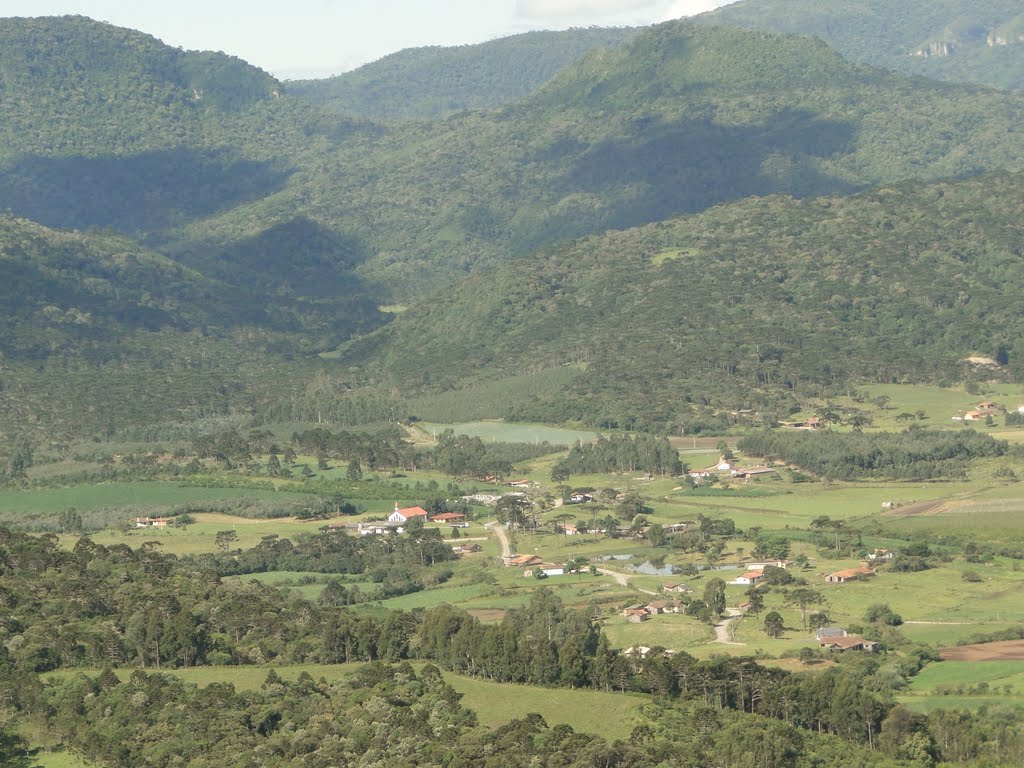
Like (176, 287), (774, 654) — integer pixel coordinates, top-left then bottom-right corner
(0, 0), (738, 79)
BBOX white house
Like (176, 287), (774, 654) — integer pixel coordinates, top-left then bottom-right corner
(387, 504), (429, 523)
(729, 570), (765, 586)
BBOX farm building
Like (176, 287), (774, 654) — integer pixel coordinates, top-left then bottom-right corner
(134, 517), (170, 528)
(825, 567), (875, 583)
(819, 635), (879, 652)
(506, 554), (543, 567)
(623, 605), (650, 623)
(663, 582), (694, 594)
(729, 570), (765, 586)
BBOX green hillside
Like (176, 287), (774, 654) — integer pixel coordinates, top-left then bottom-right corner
(288, 27), (639, 120)
(335, 171), (1024, 431)
(182, 21), (1024, 297)
(0, 214), (382, 439)
(699, 0), (1024, 91)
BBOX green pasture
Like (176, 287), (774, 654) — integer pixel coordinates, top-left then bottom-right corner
(58, 514), (328, 555)
(839, 383), (1024, 430)
(898, 695), (1024, 713)
(880, 496), (1024, 537)
(422, 420), (597, 446)
(899, 622), (1024, 647)
(601, 613), (714, 650)
(910, 660), (1024, 694)
(31, 750), (96, 768)
(0, 482), (307, 516)
(45, 663), (646, 740)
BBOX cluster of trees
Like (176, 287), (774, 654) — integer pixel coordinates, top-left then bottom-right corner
(738, 428), (1009, 481)
(551, 434), (683, 480)
(430, 429), (561, 479)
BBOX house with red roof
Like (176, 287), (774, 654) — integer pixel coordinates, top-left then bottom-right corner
(387, 504), (429, 523)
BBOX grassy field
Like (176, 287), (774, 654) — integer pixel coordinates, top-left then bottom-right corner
(0, 482), (308, 516)
(909, 660), (1024, 694)
(897, 694), (1024, 713)
(601, 613), (714, 650)
(834, 383), (1024, 431)
(421, 421), (597, 445)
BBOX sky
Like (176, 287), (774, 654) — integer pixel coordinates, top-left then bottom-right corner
(0, 0), (740, 79)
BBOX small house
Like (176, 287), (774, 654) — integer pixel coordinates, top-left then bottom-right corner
(819, 635), (879, 652)
(815, 626), (847, 641)
(429, 512), (467, 524)
(866, 548), (894, 561)
(729, 570), (765, 586)
(508, 479), (531, 488)
(623, 605), (650, 623)
(134, 517), (170, 528)
(507, 554), (543, 567)
(524, 564), (565, 578)
(663, 582), (694, 594)
(746, 560), (791, 571)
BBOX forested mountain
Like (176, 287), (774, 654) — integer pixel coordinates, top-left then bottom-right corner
(288, 27), (639, 120)
(698, 0), (1024, 91)
(8, 17), (1024, 301)
(337, 172), (1024, 431)
(0, 214), (382, 437)
(5, 15), (1024, 436)
(182, 21), (1024, 297)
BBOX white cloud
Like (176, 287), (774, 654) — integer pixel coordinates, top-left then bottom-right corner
(661, 0), (734, 21)
(516, 0), (658, 19)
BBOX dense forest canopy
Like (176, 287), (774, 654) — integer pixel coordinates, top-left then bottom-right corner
(288, 27), (639, 120)
(336, 171), (1024, 431)
(1, 14), (1024, 438)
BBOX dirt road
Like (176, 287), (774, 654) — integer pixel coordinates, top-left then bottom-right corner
(713, 608), (745, 645)
(485, 521), (512, 560)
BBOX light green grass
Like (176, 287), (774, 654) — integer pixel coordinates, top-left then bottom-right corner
(601, 613), (714, 650)
(910, 660), (1024, 694)
(30, 750), (96, 768)
(0, 482), (306, 516)
(898, 694), (1024, 713)
(450, 674), (646, 738)
(422, 421), (597, 445)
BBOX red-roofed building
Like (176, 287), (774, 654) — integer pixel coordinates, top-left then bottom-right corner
(729, 570), (765, 586)
(387, 504), (429, 523)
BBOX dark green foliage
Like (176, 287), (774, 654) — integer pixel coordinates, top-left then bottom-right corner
(552, 434), (682, 477)
(699, 0), (1024, 92)
(865, 603), (904, 626)
(289, 28), (639, 120)
(764, 610), (785, 638)
(340, 172), (1024, 429)
(739, 429), (1007, 481)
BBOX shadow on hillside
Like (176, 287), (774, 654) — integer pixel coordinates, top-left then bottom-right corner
(173, 218), (370, 299)
(515, 109), (859, 251)
(0, 148), (291, 235)
(170, 217), (386, 344)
